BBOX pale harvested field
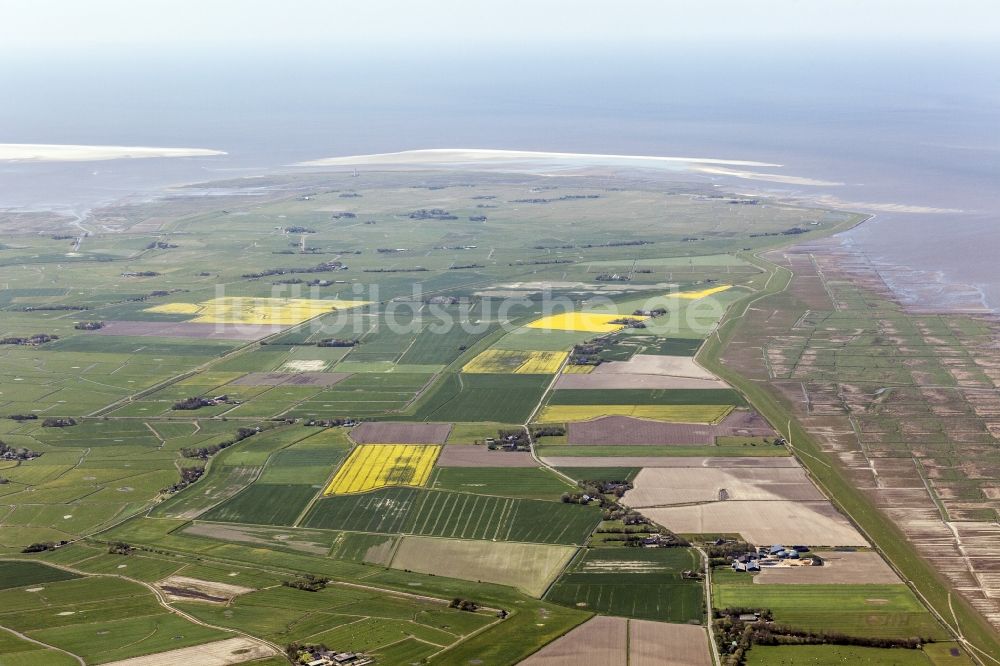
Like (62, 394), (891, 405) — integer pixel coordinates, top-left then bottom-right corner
(156, 576), (254, 603)
(182, 522), (332, 556)
(567, 412), (775, 445)
(717, 409), (775, 434)
(544, 456), (801, 468)
(351, 421), (452, 444)
(624, 466), (824, 507)
(280, 359), (328, 372)
(519, 615), (627, 666)
(100, 637), (277, 666)
(642, 501), (868, 546)
(568, 416), (718, 445)
(594, 354), (718, 379)
(434, 445), (538, 467)
(629, 620), (712, 666)
(754, 551), (900, 585)
(554, 373), (727, 390)
(230, 371), (351, 386)
(390, 536), (576, 597)
(93, 320), (283, 340)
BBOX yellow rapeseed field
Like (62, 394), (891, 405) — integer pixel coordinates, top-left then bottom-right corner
(526, 312), (644, 333)
(537, 404), (733, 424)
(462, 349), (567, 374)
(145, 297), (369, 325)
(561, 364), (595, 374)
(324, 444), (440, 495)
(669, 285), (732, 300)
(146, 302), (201, 314)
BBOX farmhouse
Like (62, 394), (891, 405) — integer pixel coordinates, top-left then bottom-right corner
(304, 651), (374, 666)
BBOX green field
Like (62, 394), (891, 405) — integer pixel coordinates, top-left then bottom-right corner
(408, 373), (551, 422)
(546, 388), (745, 405)
(0, 575), (228, 663)
(0, 561), (80, 590)
(428, 466), (575, 499)
(545, 547), (704, 622)
(713, 570), (947, 640)
(302, 487), (600, 544)
(745, 645), (936, 665)
(201, 483), (320, 525)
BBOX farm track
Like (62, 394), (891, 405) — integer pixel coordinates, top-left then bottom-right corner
(1, 558), (284, 662)
(0, 623), (86, 665)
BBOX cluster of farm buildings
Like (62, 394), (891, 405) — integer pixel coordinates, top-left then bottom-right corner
(731, 543), (818, 572)
(304, 650), (373, 666)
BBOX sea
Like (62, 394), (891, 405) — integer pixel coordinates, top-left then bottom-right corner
(2, 43), (998, 311)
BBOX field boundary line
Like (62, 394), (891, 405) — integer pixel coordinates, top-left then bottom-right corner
(1, 557), (284, 659)
(0, 622), (85, 666)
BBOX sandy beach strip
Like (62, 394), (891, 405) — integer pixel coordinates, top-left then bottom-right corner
(295, 147), (782, 168)
(0, 143), (226, 162)
(694, 166), (843, 186)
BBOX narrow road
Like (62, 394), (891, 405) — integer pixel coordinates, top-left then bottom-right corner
(695, 547), (721, 666)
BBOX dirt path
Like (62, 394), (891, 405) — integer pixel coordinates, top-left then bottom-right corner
(0, 623), (86, 665)
(2, 558), (283, 660)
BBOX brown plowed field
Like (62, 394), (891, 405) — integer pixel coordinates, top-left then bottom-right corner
(350, 421), (452, 444)
(435, 445), (538, 467)
(155, 576), (254, 603)
(519, 616), (627, 666)
(629, 620), (712, 666)
(567, 412), (774, 445)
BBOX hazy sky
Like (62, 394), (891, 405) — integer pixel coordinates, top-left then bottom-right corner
(2, 0), (997, 53)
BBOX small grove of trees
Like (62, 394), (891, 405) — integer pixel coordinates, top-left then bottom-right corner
(162, 466), (204, 494)
(171, 395), (232, 411)
(567, 340), (608, 367)
(303, 417), (360, 427)
(531, 425), (565, 438)
(0, 440), (42, 461)
(285, 642), (330, 663)
(449, 598), (479, 612)
(714, 607), (929, 666)
(107, 541), (133, 555)
(242, 260), (345, 279)
(180, 426), (260, 459)
(42, 417), (77, 428)
(0, 333), (58, 346)
(7, 414), (37, 421)
(317, 338), (359, 347)
(22, 541), (66, 553)
(562, 479), (633, 505)
(74, 321), (105, 330)
(487, 429), (529, 450)
(283, 574), (330, 592)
